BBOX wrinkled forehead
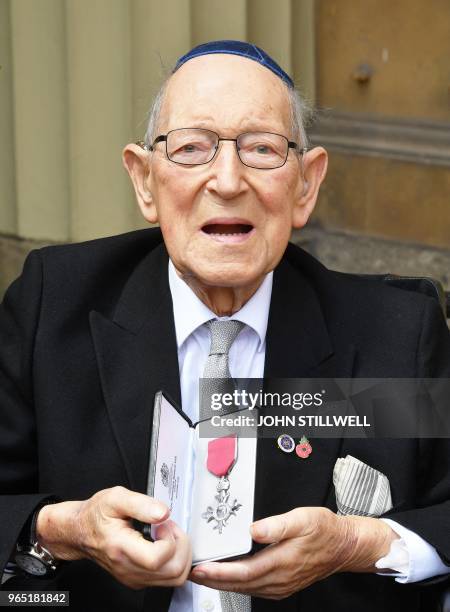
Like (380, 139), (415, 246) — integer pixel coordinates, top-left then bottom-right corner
(159, 55), (292, 134)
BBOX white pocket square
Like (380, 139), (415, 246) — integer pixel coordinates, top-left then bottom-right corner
(333, 455), (393, 517)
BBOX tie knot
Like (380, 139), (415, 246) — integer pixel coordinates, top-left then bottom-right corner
(207, 319), (245, 355)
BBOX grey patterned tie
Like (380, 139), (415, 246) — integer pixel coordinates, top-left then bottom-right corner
(200, 319), (245, 419)
(201, 319), (251, 612)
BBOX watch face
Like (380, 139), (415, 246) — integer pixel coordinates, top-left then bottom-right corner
(15, 552), (47, 576)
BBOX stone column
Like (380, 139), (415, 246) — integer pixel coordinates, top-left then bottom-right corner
(66, 0), (135, 241)
(10, 0), (70, 241)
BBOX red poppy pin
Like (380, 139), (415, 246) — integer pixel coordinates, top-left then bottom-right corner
(296, 436), (312, 459)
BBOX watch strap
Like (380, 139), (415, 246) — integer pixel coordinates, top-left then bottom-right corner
(18, 498), (58, 548)
(16, 498), (61, 573)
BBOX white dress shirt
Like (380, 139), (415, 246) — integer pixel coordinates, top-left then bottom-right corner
(166, 260), (450, 612)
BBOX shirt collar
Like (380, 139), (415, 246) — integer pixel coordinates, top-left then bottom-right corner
(168, 260), (272, 352)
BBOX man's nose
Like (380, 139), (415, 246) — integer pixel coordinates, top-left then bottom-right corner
(205, 141), (248, 200)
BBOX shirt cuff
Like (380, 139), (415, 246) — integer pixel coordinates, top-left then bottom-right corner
(375, 518), (450, 583)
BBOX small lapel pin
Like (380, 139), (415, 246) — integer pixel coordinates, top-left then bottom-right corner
(296, 435), (312, 459)
(277, 434), (295, 453)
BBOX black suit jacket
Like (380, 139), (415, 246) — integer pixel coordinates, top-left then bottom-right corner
(1, 228), (449, 612)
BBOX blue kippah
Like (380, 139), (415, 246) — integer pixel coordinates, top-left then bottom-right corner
(173, 40), (294, 88)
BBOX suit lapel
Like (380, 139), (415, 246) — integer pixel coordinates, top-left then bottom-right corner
(90, 242), (181, 493)
(254, 255), (356, 519)
(264, 256), (333, 378)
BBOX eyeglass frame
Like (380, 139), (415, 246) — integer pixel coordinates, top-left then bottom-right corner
(136, 128), (308, 170)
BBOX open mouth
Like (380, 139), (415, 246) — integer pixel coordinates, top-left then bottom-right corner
(201, 222), (254, 244)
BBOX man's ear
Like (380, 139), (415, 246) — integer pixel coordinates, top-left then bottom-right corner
(292, 146), (328, 229)
(122, 143), (158, 224)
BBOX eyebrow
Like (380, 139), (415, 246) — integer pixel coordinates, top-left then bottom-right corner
(175, 119), (287, 133)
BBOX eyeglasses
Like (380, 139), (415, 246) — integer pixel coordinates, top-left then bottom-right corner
(139, 128), (306, 169)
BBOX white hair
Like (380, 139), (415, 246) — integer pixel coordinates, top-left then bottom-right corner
(144, 74), (312, 151)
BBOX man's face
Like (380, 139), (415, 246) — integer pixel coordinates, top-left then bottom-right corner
(135, 55), (324, 289)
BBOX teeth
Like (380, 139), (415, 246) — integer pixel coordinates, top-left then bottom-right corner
(209, 232), (245, 236)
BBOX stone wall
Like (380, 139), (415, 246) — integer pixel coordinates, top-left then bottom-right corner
(292, 227), (450, 290)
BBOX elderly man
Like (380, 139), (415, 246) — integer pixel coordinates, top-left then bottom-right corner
(1, 41), (449, 612)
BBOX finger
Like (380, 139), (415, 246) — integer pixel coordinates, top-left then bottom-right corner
(190, 572), (263, 596)
(113, 533), (191, 588)
(191, 545), (278, 586)
(190, 566), (313, 600)
(154, 519), (188, 542)
(153, 521), (176, 542)
(250, 508), (310, 544)
(139, 524), (191, 585)
(114, 520), (189, 578)
(115, 526), (177, 571)
(103, 486), (169, 523)
(164, 520), (189, 540)
(105, 544), (189, 591)
(154, 539), (192, 583)
(157, 521), (191, 571)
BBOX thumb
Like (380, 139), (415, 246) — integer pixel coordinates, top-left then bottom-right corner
(250, 509), (307, 544)
(105, 488), (169, 524)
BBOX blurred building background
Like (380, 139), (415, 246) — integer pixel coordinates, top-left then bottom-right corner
(0, 0), (449, 297)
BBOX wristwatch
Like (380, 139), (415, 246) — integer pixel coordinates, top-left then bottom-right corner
(15, 502), (60, 577)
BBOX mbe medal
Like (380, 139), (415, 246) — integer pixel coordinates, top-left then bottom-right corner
(202, 434), (242, 534)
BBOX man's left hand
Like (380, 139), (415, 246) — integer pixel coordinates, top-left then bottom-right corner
(190, 507), (399, 600)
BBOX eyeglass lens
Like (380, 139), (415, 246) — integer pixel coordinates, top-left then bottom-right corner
(165, 128), (289, 168)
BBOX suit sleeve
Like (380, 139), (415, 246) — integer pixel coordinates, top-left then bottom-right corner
(385, 297), (450, 570)
(0, 250), (56, 575)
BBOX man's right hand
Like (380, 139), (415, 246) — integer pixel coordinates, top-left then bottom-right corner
(35, 486), (192, 589)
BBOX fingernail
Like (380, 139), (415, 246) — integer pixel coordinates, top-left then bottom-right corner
(151, 506), (167, 521)
(193, 570), (206, 579)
